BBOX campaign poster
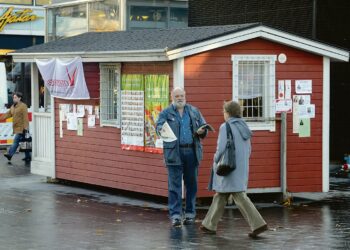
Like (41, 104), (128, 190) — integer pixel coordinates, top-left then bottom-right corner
(121, 74), (145, 151)
(144, 75), (169, 154)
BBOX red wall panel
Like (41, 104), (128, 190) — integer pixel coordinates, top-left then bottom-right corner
(55, 62), (173, 197)
(184, 38), (323, 196)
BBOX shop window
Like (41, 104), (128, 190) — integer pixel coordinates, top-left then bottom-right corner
(89, 0), (120, 32)
(5, 62), (31, 108)
(169, 7), (188, 28)
(128, 5), (167, 29)
(47, 4), (87, 41)
(232, 55), (276, 131)
(37, 73), (51, 112)
(99, 63), (121, 127)
(0, 0), (32, 4)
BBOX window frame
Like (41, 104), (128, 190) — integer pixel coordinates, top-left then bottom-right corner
(231, 54), (276, 131)
(99, 63), (121, 128)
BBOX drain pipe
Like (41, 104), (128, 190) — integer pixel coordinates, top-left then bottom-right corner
(280, 112), (288, 200)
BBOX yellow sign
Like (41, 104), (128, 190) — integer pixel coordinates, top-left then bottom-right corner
(0, 7), (42, 32)
(0, 49), (14, 55)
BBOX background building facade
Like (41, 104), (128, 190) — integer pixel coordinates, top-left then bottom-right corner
(46, 0), (188, 41)
(0, 0), (49, 107)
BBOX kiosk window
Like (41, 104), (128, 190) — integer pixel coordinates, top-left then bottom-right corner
(232, 55), (276, 131)
(99, 63), (121, 127)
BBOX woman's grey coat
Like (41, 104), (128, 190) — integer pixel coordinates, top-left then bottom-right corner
(208, 117), (252, 193)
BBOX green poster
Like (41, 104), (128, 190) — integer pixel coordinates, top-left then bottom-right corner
(144, 75), (169, 153)
(299, 118), (311, 137)
(121, 74), (144, 91)
(121, 74), (145, 151)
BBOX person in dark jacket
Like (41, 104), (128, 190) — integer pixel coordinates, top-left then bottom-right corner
(156, 87), (208, 227)
(200, 101), (267, 238)
(0, 92), (31, 162)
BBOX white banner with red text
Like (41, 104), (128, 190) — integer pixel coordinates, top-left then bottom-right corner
(36, 57), (90, 99)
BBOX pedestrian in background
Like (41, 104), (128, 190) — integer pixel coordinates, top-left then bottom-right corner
(200, 101), (268, 238)
(0, 92), (31, 162)
(156, 87), (208, 227)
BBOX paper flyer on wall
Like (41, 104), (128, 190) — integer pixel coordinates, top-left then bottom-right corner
(299, 118), (311, 137)
(299, 104), (315, 119)
(293, 96), (299, 133)
(67, 113), (78, 130)
(278, 80), (285, 99)
(59, 109), (64, 138)
(59, 104), (70, 121)
(275, 99), (292, 113)
(85, 105), (93, 115)
(295, 80), (312, 94)
(88, 115), (96, 128)
(294, 95), (311, 105)
(121, 74), (145, 151)
(94, 106), (99, 119)
(144, 74), (169, 153)
(285, 80), (291, 99)
(77, 118), (83, 136)
(77, 105), (85, 117)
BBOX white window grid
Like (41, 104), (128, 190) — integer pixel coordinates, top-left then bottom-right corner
(232, 55), (276, 131)
(99, 63), (121, 127)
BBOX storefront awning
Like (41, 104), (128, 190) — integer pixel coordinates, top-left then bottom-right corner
(0, 49), (14, 56)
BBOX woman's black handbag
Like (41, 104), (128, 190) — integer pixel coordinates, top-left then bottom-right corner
(216, 122), (236, 176)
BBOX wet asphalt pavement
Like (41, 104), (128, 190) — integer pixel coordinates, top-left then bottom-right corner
(1, 151), (350, 250)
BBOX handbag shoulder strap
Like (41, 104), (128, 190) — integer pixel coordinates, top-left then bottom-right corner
(225, 122), (235, 148)
(226, 122), (233, 141)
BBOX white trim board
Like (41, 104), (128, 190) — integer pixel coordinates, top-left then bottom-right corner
(167, 26), (349, 62)
(173, 58), (184, 89)
(247, 187), (281, 193)
(322, 57), (330, 192)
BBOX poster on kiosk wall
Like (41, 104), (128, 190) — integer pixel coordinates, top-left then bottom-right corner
(144, 75), (169, 154)
(121, 74), (145, 151)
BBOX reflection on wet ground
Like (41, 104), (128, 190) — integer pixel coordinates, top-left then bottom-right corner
(0, 157), (349, 249)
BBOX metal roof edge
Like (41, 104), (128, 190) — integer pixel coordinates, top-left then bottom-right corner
(259, 26), (349, 62)
(10, 50), (169, 63)
(166, 25), (349, 62)
(10, 49), (167, 62)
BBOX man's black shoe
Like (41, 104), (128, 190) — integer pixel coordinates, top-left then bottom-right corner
(183, 218), (195, 225)
(4, 154), (12, 161)
(172, 218), (182, 227)
(22, 157), (31, 162)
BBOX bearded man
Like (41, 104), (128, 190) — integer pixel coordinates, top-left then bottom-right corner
(156, 87), (208, 227)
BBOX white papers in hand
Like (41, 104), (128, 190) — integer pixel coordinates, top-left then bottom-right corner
(160, 122), (177, 142)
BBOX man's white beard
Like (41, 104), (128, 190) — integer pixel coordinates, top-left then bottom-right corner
(174, 100), (186, 109)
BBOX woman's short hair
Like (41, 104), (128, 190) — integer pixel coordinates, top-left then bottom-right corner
(13, 92), (23, 99)
(223, 101), (241, 118)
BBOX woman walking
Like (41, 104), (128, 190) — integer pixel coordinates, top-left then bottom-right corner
(200, 101), (268, 238)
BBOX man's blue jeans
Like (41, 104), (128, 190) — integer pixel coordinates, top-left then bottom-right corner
(8, 133), (31, 159)
(167, 147), (198, 220)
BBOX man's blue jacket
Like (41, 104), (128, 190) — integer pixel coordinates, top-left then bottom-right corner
(156, 104), (207, 166)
